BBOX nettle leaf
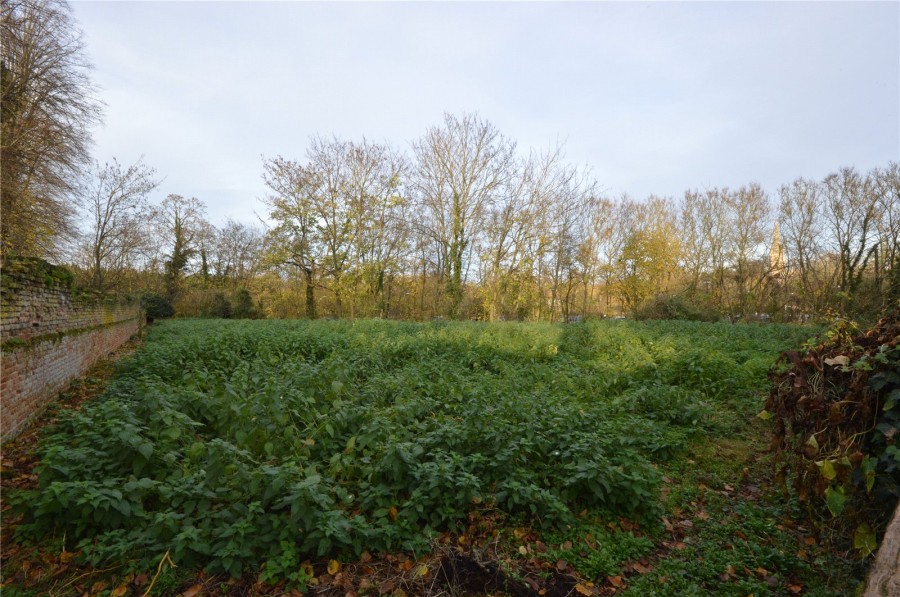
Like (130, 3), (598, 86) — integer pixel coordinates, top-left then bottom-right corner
(860, 455), (878, 494)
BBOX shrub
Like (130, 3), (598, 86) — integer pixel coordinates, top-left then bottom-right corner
(141, 294), (175, 319)
(633, 294), (720, 322)
(232, 289), (256, 319)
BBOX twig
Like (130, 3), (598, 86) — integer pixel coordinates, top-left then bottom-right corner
(142, 550), (177, 597)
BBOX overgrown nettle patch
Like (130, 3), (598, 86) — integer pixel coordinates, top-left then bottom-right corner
(11, 318), (815, 590)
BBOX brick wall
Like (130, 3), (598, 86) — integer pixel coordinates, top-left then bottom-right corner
(1, 258), (143, 441)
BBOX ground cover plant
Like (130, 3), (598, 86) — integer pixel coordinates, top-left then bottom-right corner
(3, 318), (868, 595)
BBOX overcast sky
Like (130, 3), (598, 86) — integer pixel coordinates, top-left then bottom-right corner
(70, 1), (900, 227)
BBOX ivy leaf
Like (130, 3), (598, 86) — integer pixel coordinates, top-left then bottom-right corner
(884, 389), (900, 412)
(861, 456), (877, 494)
(853, 523), (876, 557)
(816, 459), (836, 481)
(824, 485), (846, 517)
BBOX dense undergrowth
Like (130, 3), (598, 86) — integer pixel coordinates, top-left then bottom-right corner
(766, 310), (900, 556)
(12, 318), (816, 585)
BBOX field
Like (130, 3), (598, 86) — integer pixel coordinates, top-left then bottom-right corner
(3, 319), (864, 595)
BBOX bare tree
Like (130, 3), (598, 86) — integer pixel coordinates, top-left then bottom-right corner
(822, 167), (880, 308)
(214, 218), (263, 290)
(262, 156), (320, 318)
(343, 138), (410, 317)
(872, 163), (900, 305)
(778, 177), (833, 315)
(540, 161), (597, 322)
(413, 112), (516, 318)
(679, 190), (713, 295)
(157, 194), (207, 302)
(80, 157), (159, 291)
(725, 183), (771, 319)
(1, 0), (103, 258)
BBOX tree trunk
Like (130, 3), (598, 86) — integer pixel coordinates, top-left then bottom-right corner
(304, 268), (316, 319)
(864, 500), (900, 597)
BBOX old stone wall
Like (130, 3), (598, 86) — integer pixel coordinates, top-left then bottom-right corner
(1, 259), (143, 441)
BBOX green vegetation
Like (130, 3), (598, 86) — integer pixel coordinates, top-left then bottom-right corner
(11, 318), (864, 595)
(140, 293), (175, 320)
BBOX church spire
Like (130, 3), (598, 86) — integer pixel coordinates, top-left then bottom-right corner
(770, 221), (785, 276)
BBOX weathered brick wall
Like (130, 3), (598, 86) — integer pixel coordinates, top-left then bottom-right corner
(1, 258), (143, 441)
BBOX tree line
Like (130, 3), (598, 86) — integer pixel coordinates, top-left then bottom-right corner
(2, 0), (897, 323)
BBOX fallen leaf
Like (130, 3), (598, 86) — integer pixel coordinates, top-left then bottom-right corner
(696, 511), (710, 521)
(562, 540), (573, 550)
(788, 584), (804, 594)
(180, 584), (204, 597)
(518, 545), (528, 556)
(824, 355), (850, 367)
(360, 551), (372, 562)
(328, 560), (342, 575)
(756, 567), (768, 577)
(388, 506), (398, 521)
(414, 564), (429, 578)
(607, 575), (624, 588)
(59, 551), (75, 564)
(398, 560), (413, 572)
(110, 585), (129, 597)
(555, 560), (568, 572)
(575, 583), (594, 596)
(662, 517), (674, 532)
(91, 581), (108, 594)
(378, 579), (396, 595)
(632, 562), (650, 574)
